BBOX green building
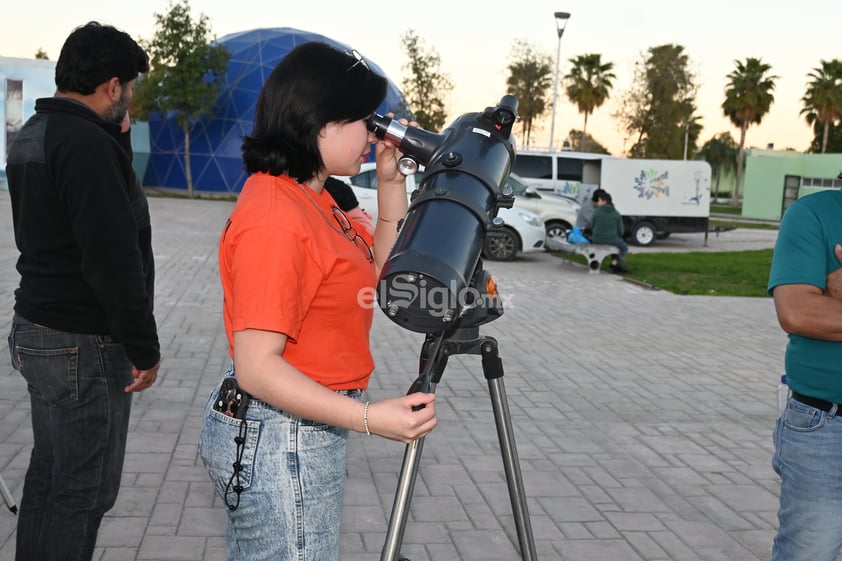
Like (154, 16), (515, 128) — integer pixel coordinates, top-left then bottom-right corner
(742, 149), (842, 220)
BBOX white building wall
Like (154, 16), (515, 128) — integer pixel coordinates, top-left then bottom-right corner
(1, 56), (56, 171)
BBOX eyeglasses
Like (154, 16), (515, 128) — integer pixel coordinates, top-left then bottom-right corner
(344, 49), (369, 73)
(332, 206), (375, 263)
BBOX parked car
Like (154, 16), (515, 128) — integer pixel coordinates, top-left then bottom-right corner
(482, 207), (546, 261)
(504, 173), (579, 244)
(334, 163), (546, 261)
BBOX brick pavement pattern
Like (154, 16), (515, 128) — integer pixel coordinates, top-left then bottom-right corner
(0, 190), (789, 560)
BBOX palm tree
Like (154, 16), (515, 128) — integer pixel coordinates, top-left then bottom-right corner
(563, 53), (616, 152)
(697, 133), (738, 201)
(506, 40), (553, 148)
(722, 58), (777, 206)
(800, 59), (842, 154)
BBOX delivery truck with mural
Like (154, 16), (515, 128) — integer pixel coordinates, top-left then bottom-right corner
(512, 151), (712, 246)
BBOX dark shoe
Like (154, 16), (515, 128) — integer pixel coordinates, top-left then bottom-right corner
(615, 265), (629, 274)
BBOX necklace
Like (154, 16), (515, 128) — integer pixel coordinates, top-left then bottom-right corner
(297, 182), (344, 235)
(296, 181), (374, 263)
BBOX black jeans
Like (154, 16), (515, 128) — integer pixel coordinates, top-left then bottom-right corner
(8, 315), (133, 561)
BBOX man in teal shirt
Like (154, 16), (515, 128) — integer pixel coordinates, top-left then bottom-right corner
(768, 188), (842, 561)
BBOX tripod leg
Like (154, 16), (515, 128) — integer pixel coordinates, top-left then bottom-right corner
(380, 437), (426, 561)
(381, 335), (446, 561)
(481, 338), (537, 561)
(0, 473), (18, 514)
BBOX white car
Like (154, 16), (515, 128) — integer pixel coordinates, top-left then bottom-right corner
(504, 173), (580, 244)
(334, 163), (546, 261)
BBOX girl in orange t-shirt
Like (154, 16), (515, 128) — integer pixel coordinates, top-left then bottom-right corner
(198, 42), (437, 561)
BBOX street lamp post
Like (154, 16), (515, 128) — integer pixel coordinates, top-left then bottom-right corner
(548, 11), (571, 152)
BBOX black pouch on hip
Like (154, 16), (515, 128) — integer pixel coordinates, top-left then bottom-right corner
(212, 377), (251, 420)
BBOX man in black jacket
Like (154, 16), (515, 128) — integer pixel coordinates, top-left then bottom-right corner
(5, 22), (159, 561)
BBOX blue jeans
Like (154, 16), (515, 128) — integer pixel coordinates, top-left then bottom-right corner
(772, 397), (842, 561)
(198, 369), (357, 561)
(7, 315), (133, 561)
(603, 238), (629, 265)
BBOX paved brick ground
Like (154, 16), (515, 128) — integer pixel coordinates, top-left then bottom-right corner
(0, 190), (788, 560)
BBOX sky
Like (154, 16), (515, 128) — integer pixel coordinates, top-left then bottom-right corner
(1, 0), (838, 156)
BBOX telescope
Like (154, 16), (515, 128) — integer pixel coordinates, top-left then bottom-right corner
(370, 97), (540, 561)
(368, 95), (519, 334)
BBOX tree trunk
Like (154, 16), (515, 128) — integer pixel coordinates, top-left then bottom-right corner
(713, 166), (721, 201)
(182, 123), (193, 198)
(822, 121), (830, 154)
(731, 124), (747, 208)
(581, 113), (589, 151)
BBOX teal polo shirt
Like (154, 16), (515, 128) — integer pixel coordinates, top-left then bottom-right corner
(768, 189), (842, 403)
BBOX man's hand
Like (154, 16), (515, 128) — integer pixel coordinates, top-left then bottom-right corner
(826, 243), (842, 301)
(125, 362), (160, 393)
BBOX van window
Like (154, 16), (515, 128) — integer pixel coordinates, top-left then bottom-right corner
(512, 155), (552, 180)
(557, 158), (584, 181)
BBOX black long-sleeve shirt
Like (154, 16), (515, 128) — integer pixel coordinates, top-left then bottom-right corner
(5, 97), (160, 369)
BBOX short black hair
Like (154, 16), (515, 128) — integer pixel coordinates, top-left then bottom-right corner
(55, 21), (149, 95)
(242, 42), (387, 182)
(591, 188), (607, 203)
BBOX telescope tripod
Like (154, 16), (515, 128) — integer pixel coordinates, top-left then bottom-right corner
(380, 327), (537, 561)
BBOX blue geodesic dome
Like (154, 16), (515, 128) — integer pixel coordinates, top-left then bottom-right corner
(143, 28), (408, 193)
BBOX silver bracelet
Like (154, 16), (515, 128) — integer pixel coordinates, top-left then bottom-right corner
(363, 401), (371, 436)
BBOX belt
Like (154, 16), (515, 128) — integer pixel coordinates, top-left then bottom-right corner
(791, 391), (841, 413)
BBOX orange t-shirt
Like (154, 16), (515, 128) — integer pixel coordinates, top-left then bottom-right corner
(219, 173), (377, 389)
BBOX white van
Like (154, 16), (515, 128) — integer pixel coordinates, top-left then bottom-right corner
(511, 150), (608, 196)
(513, 151), (712, 246)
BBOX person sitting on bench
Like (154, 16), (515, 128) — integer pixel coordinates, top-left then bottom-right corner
(591, 190), (630, 274)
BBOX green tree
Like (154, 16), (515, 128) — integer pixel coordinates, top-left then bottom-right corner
(567, 129), (611, 155)
(808, 121), (842, 154)
(697, 132), (738, 201)
(722, 57), (777, 206)
(800, 58), (842, 154)
(400, 29), (452, 131)
(563, 53), (615, 152)
(616, 44), (700, 160)
(34, 48), (48, 60)
(505, 40), (553, 149)
(131, 0), (230, 197)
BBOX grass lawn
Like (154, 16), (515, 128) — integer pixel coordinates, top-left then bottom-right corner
(554, 249), (774, 297)
(710, 204), (742, 215)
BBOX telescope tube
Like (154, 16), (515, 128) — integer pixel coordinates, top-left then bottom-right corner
(373, 96), (519, 333)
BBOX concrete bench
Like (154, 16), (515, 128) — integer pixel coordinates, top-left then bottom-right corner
(546, 237), (620, 274)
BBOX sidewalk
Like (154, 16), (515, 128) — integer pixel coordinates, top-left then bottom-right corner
(0, 192), (787, 560)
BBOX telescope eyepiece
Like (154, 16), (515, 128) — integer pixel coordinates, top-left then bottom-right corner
(367, 113), (393, 137)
